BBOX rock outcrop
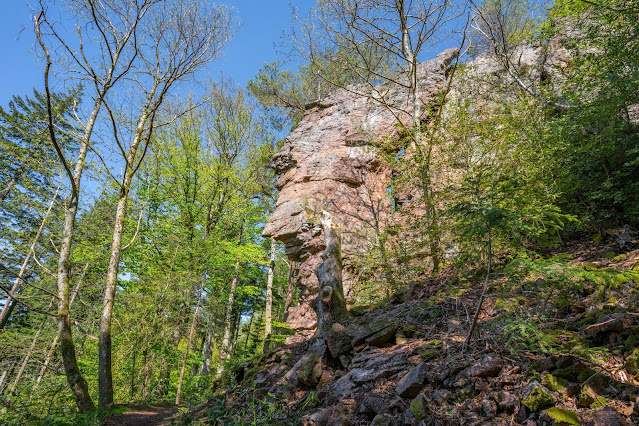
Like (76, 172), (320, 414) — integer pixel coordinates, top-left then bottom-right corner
(264, 37), (575, 334)
(263, 48), (460, 334)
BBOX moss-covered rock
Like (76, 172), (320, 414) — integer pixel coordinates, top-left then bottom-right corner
(521, 382), (553, 411)
(542, 373), (567, 392)
(410, 394), (428, 421)
(625, 348), (639, 379)
(418, 349), (438, 360)
(578, 384), (607, 408)
(545, 407), (579, 425)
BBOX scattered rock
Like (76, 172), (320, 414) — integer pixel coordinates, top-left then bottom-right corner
(586, 406), (627, 426)
(410, 394), (428, 421)
(469, 355), (504, 378)
(289, 339), (327, 388)
(521, 381), (553, 411)
(578, 384), (607, 408)
(481, 398), (497, 418)
(497, 391), (519, 413)
(542, 373), (567, 391)
(396, 362), (428, 398)
(625, 348), (639, 380)
(365, 325), (398, 347)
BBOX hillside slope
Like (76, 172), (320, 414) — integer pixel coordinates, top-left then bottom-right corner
(180, 237), (639, 425)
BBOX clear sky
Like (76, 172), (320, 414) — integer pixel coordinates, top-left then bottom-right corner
(0, 0), (312, 107)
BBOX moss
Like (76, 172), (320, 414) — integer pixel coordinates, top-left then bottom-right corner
(612, 253), (627, 262)
(542, 374), (567, 392)
(403, 325), (417, 338)
(425, 339), (443, 347)
(522, 385), (553, 411)
(626, 349), (639, 378)
(410, 394), (427, 421)
(545, 407), (579, 425)
(577, 369), (595, 383)
(579, 385), (607, 408)
(419, 349), (438, 360)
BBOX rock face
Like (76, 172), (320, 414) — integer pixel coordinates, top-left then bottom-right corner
(264, 39), (573, 334)
(263, 48), (460, 333)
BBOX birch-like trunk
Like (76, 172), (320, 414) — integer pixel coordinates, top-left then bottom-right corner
(216, 261), (240, 377)
(98, 107), (150, 409)
(283, 261), (296, 322)
(263, 238), (276, 351)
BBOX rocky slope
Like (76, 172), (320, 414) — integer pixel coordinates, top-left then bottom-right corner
(183, 240), (639, 425)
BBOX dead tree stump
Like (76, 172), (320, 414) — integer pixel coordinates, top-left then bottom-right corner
(314, 211), (349, 337)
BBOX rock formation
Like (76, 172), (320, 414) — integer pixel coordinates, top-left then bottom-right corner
(263, 48), (460, 334)
(264, 40), (574, 335)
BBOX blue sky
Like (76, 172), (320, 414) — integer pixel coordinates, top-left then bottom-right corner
(0, 0), (312, 107)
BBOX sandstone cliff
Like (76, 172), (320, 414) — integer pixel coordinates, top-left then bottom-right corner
(264, 41), (571, 335)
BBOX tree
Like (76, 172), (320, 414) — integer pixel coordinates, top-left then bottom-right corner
(96, 0), (236, 408)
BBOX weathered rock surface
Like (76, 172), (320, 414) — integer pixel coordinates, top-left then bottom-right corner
(264, 48), (460, 332)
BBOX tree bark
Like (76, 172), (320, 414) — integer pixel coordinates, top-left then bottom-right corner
(314, 212), (349, 337)
(283, 261), (296, 322)
(263, 238), (276, 351)
(243, 310), (255, 358)
(99, 105), (151, 409)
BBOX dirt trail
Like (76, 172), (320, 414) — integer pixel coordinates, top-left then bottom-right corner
(101, 405), (178, 426)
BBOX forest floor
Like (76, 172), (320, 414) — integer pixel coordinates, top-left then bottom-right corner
(101, 404), (178, 426)
(178, 235), (639, 425)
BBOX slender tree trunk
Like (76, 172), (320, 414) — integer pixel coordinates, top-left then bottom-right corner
(9, 297), (56, 393)
(314, 212), (349, 337)
(176, 285), (203, 405)
(243, 310), (255, 358)
(216, 261), (240, 377)
(129, 349), (136, 401)
(0, 361), (16, 395)
(99, 107), (151, 409)
(283, 261), (296, 322)
(0, 187), (58, 328)
(464, 226), (492, 351)
(198, 319), (216, 376)
(263, 238), (276, 351)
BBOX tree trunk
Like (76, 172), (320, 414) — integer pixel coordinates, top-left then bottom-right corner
(0, 187), (58, 328)
(263, 238), (276, 351)
(314, 212), (349, 337)
(198, 323), (214, 376)
(175, 285), (203, 404)
(216, 261), (240, 377)
(283, 261), (296, 322)
(99, 107), (151, 409)
(243, 310), (255, 358)
(56, 157), (95, 413)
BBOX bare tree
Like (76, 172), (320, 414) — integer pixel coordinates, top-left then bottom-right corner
(96, 0), (236, 408)
(34, 0), (162, 412)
